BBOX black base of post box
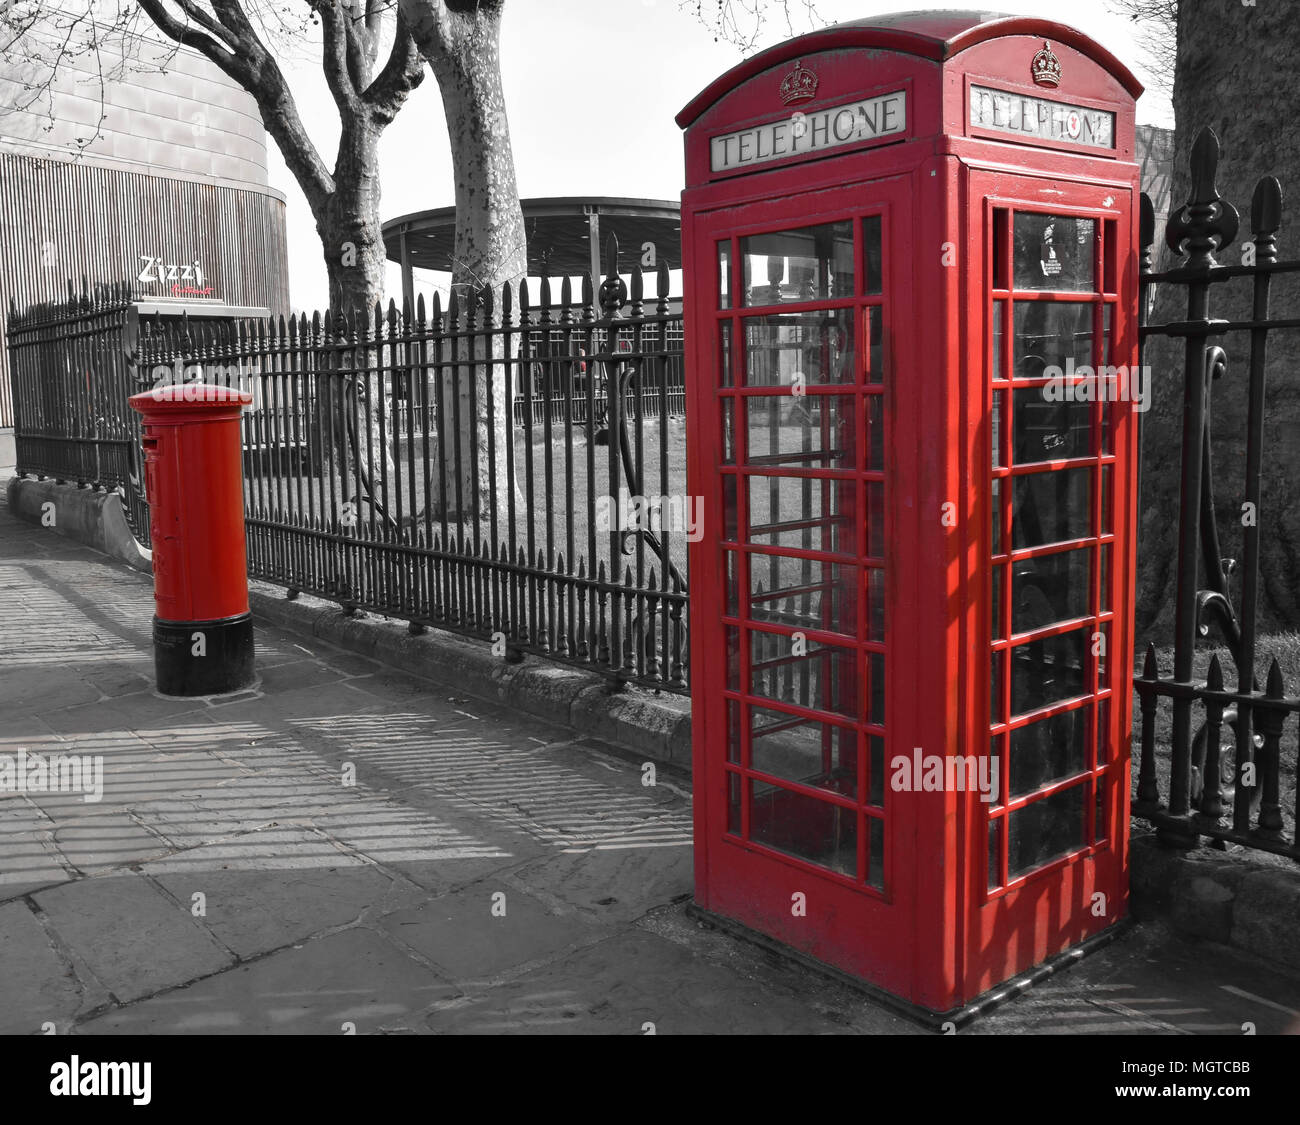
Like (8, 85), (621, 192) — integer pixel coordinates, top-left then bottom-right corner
(153, 613), (255, 697)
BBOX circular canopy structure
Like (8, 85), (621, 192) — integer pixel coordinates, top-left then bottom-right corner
(383, 196), (682, 288)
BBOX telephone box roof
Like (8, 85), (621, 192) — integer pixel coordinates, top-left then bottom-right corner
(676, 10), (1142, 128)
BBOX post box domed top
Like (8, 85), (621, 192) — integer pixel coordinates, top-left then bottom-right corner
(129, 385), (253, 414)
(676, 10), (1141, 128)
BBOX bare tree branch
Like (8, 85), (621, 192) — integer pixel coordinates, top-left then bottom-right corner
(135, 0), (335, 209)
(1106, 0), (1176, 93)
(313, 0), (363, 115)
(361, 8), (424, 124)
(682, 0), (825, 53)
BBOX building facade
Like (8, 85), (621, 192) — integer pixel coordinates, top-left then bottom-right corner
(0, 16), (290, 434)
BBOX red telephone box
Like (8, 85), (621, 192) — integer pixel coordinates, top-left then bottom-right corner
(679, 13), (1142, 1019)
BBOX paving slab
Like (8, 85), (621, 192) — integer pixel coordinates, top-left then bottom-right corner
(508, 841), (694, 923)
(0, 665), (103, 711)
(0, 800), (73, 900)
(380, 885), (608, 983)
(50, 811), (172, 874)
(975, 920), (1300, 1035)
(423, 925), (913, 1035)
(146, 835), (413, 959)
(78, 928), (456, 1034)
(0, 901), (97, 1034)
(34, 871), (234, 1003)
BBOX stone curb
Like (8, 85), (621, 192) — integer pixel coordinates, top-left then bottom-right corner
(248, 582), (695, 770)
(6, 476), (151, 573)
(1130, 834), (1300, 972)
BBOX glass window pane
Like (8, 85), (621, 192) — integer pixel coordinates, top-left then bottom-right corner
(867, 567), (884, 643)
(748, 553), (856, 637)
(727, 698), (742, 763)
(750, 705), (856, 797)
(747, 473), (855, 554)
(867, 481), (884, 558)
(992, 563), (1005, 640)
(992, 477), (1002, 555)
(749, 628), (857, 720)
(867, 815), (884, 889)
(868, 734), (885, 807)
(867, 651), (885, 726)
(1009, 706), (1087, 797)
(1014, 213), (1095, 292)
(727, 770), (741, 835)
(863, 214), (882, 295)
(1010, 625), (1089, 718)
(719, 321), (733, 387)
(866, 393), (883, 470)
(992, 301), (1004, 379)
(1012, 546), (1091, 634)
(750, 779), (856, 876)
(992, 390), (1005, 465)
(718, 240), (732, 308)
(866, 306), (883, 383)
(1096, 697), (1110, 768)
(1011, 466), (1092, 548)
(1008, 784), (1086, 877)
(991, 650), (1005, 724)
(744, 310), (855, 386)
(1012, 386), (1093, 464)
(744, 394), (856, 468)
(1012, 300), (1094, 379)
(741, 220), (854, 306)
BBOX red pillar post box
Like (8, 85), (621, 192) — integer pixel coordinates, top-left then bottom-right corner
(679, 13), (1143, 1020)
(129, 384), (255, 696)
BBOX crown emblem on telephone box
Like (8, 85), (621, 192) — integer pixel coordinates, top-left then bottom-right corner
(779, 60), (818, 104)
(1031, 41), (1061, 87)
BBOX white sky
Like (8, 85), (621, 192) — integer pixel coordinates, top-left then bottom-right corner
(264, 0), (1173, 312)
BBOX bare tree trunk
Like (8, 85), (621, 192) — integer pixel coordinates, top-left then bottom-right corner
(312, 123), (396, 542)
(1137, 0), (1300, 638)
(401, 0), (526, 526)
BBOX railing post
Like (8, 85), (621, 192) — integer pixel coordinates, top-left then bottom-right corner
(1162, 127), (1239, 847)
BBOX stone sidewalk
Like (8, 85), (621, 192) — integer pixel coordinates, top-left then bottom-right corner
(2, 488), (1299, 1035)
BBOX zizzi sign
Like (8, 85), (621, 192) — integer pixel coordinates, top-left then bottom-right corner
(137, 256), (216, 297)
(710, 89), (907, 173)
(969, 85), (1115, 150)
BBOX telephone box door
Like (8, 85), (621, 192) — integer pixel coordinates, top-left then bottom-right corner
(964, 168), (1138, 995)
(687, 176), (923, 996)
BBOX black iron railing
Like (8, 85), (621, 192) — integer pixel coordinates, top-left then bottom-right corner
(127, 237), (689, 693)
(1135, 127), (1299, 861)
(6, 282), (152, 544)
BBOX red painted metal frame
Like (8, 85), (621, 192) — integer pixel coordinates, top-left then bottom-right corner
(681, 13), (1140, 1014)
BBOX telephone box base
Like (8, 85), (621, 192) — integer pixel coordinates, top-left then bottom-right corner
(153, 613), (255, 697)
(685, 902), (1132, 1030)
